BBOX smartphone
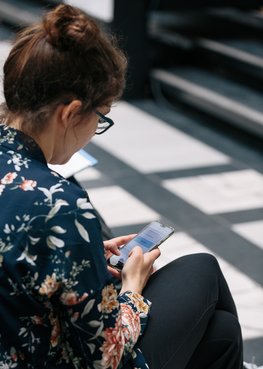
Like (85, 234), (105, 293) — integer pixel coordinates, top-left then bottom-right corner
(109, 221), (174, 270)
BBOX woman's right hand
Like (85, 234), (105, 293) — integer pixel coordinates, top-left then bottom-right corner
(120, 246), (161, 295)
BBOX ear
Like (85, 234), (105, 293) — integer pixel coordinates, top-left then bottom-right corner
(60, 100), (83, 128)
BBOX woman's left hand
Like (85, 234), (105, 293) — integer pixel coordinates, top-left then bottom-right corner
(104, 234), (136, 279)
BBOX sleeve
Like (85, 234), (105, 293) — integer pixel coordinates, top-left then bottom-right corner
(30, 186), (151, 369)
(64, 286), (151, 369)
(99, 290), (151, 369)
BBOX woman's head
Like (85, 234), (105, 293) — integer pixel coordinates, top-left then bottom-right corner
(2, 4), (127, 134)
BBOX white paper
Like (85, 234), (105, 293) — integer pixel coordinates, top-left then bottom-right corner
(48, 149), (97, 178)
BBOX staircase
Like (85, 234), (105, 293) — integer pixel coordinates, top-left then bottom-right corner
(148, 7), (263, 139)
(0, 1), (263, 139)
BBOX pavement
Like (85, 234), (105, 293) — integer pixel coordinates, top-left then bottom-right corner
(77, 100), (263, 364)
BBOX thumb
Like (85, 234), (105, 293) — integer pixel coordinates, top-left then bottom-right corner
(128, 246), (143, 258)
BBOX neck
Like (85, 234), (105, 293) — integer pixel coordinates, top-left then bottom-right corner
(8, 117), (59, 164)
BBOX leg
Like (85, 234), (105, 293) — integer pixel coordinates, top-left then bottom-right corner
(185, 310), (243, 369)
(123, 253), (242, 369)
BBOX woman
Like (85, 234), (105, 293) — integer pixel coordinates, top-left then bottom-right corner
(0, 4), (243, 369)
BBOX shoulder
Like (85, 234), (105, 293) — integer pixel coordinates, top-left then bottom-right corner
(31, 166), (96, 223)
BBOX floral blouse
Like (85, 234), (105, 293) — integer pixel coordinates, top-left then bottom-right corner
(0, 124), (151, 369)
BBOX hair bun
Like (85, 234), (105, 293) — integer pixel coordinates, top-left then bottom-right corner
(43, 4), (100, 51)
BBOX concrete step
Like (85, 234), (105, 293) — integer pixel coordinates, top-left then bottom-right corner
(0, 0), (59, 27)
(196, 38), (263, 82)
(207, 7), (263, 31)
(0, 23), (14, 41)
(151, 67), (263, 138)
(148, 9), (263, 83)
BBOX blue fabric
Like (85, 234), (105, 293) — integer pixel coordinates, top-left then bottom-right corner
(0, 124), (150, 369)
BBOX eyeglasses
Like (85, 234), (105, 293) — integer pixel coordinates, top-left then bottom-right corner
(95, 111), (114, 135)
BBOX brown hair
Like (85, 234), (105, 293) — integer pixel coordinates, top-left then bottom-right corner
(1, 4), (127, 132)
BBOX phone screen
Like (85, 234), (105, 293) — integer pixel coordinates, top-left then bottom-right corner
(109, 221), (174, 269)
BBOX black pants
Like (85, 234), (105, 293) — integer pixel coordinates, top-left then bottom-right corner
(123, 253), (243, 369)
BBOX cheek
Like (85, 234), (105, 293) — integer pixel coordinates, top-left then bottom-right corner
(89, 120), (98, 139)
(84, 116), (97, 133)
(81, 121), (97, 143)
(72, 112), (97, 142)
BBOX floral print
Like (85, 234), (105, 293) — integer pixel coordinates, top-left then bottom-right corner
(101, 315), (125, 369)
(39, 273), (61, 298)
(100, 284), (120, 314)
(0, 170), (37, 194)
(19, 179), (37, 191)
(0, 124), (151, 369)
(1, 172), (17, 184)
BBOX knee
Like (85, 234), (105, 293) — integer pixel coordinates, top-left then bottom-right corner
(210, 310), (243, 348)
(188, 310), (243, 368)
(191, 252), (219, 267)
(175, 253), (222, 293)
(178, 252), (220, 274)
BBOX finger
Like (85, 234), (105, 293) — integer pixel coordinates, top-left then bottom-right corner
(107, 266), (121, 280)
(109, 234), (137, 247)
(150, 248), (161, 258)
(103, 240), (116, 249)
(128, 245), (143, 258)
(104, 240), (120, 254)
(107, 244), (121, 256)
(145, 248), (161, 264)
